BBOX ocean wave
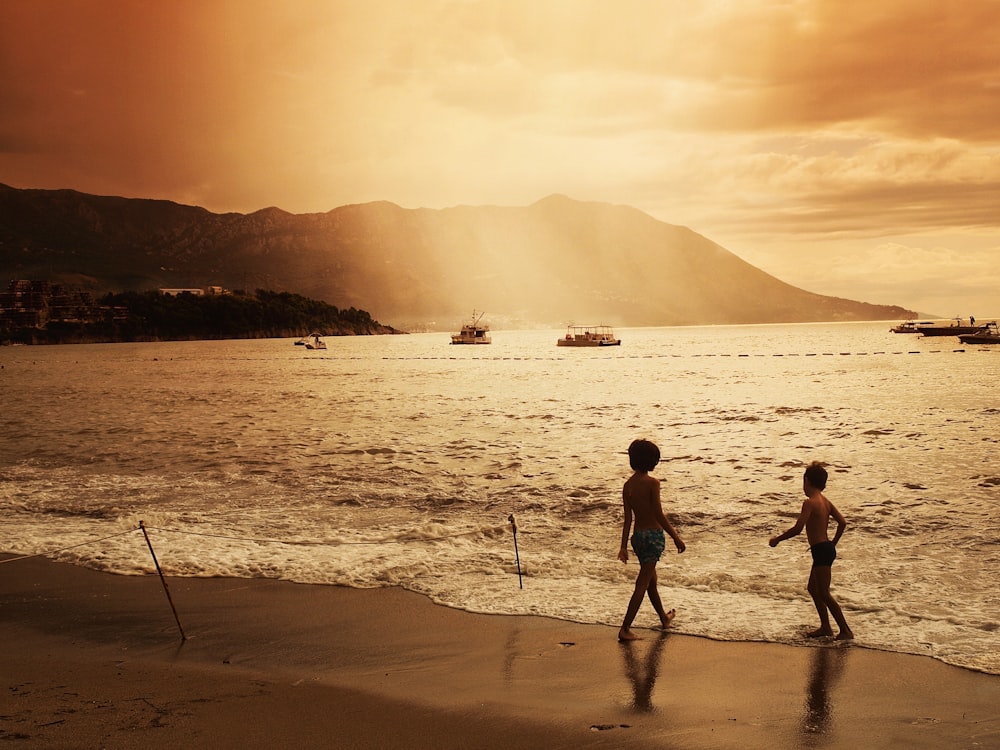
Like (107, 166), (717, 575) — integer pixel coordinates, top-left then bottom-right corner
(4, 326), (1000, 675)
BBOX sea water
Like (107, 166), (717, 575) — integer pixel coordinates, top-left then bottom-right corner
(2, 323), (998, 674)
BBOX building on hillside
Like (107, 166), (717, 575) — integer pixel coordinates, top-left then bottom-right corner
(0, 280), (109, 328)
(158, 288), (206, 296)
(158, 286), (228, 297)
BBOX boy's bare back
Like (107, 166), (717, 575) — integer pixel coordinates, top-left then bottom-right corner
(623, 472), (664, 530)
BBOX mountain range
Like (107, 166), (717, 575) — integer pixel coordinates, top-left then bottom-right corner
(0, 184), (915, 329)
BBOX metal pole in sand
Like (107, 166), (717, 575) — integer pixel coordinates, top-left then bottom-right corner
(139, 520), (187, 641)
(508, 514), (523, 589)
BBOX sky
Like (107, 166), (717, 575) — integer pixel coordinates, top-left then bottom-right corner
(2, 0), (999, 317)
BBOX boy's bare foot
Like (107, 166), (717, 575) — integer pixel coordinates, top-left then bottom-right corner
(836, 629), (854, 641)
(805, 627), (834, 638)
(618, 628), (640, 642)
(656, 609), (676, 630)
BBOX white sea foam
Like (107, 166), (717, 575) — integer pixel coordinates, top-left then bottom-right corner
(2, 324), (999, 674)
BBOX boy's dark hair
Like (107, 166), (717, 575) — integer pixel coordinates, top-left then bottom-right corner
(628, 439), (660, 472)
(804, 461), (828, 490)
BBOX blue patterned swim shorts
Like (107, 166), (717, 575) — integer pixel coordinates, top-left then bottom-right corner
(631, 528), (666, 564)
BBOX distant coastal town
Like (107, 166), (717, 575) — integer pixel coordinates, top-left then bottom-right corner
(0, 280), (397, 344)
(0, 280), (227, 329)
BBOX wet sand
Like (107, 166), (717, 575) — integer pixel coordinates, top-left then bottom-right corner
(1, 554), (997, 749)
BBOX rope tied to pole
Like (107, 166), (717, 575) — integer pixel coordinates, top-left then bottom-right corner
(142, 522), (509, 546)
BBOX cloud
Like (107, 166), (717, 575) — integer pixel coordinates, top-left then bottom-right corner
(684, 136), (1000, 237)
(366, 1), (1000, 140)
(735, 236), (1000, 317)
(1, 0), (998, 316)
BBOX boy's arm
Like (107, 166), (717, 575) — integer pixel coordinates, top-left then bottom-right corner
(653, 482), (686, 553)
(829, 501), (847, 546)
(618, 496), (633, 562)
(660, 513), (686, 553)
(769, 500), (811, 547)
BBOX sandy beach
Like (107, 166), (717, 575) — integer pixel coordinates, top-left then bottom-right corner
(1, 554), (997, 749)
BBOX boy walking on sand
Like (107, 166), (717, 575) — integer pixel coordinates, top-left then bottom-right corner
(770, 462), (854, 640)
(618, 439), (686, 641)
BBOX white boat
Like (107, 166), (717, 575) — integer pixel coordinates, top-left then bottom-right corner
(304, 333), (326, 350)
(451, 311), (491, 344)
(557, 324), (620, 347)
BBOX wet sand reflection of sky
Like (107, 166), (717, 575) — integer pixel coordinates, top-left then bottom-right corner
(801, 645), (849, 741)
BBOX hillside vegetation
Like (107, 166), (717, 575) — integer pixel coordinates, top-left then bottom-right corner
(0, 184), (917, 328)
(1, 289), (399, 345)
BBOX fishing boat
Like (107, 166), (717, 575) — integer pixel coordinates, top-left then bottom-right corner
(557, 324), (621, 347)
(450, 311), (491, 344)
(958, 321), (1000, 345)
(918, 317), (987, 337)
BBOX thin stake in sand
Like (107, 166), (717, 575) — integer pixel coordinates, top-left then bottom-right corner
(139, 520), (187, 641)
(509, 514), (523, 589)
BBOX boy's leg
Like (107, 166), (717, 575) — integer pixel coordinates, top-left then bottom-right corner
(619, 563), (657, 640)
(644, 570), (675, 629)
(822, 573), (854, 640)
(806, 566), (834, 637)
(808, 565), (854, 640)
(827, 595), (853, 640)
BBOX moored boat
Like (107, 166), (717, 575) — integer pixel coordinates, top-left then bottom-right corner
(890, 320), (935, 333)
(557, 324), (621, 347)
(958, 321), (1000, 345)
(451, 311), (491, 344)
(918, 317), (987, 337)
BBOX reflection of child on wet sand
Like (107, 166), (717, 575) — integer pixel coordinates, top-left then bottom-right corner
(769, 461), (854, 641)
(617, 439), (686, 642)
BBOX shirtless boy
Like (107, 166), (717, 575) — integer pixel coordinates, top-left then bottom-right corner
(770, 461), (854, 641)
(617, 439), (686, 642)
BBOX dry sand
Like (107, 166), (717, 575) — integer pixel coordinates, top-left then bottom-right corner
(1, 554), (997, 749)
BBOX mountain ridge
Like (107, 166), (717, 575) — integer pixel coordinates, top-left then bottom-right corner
(0, 183), (916, 329)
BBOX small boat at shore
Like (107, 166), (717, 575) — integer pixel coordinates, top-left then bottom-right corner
(451, 311), (491, 344)
(918, 318), (988, 337)
(890, 320), (935, 333)
(557, 324), (621, 347)
(958, 321), (1000, 345)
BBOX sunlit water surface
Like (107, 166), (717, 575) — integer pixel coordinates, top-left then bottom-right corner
(2, 322), (998, 673)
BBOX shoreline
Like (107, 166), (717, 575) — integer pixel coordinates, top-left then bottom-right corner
(2, 554), (998, 749)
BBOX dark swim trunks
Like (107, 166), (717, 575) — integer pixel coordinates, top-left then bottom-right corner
(631, 528), (666, 564)
(810, 541), (837, 567)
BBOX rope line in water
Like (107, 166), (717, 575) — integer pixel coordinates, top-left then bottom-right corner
(0, 522), (514, 564)
(0, 529), (136, 565)
(143, 523), (510, 546)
